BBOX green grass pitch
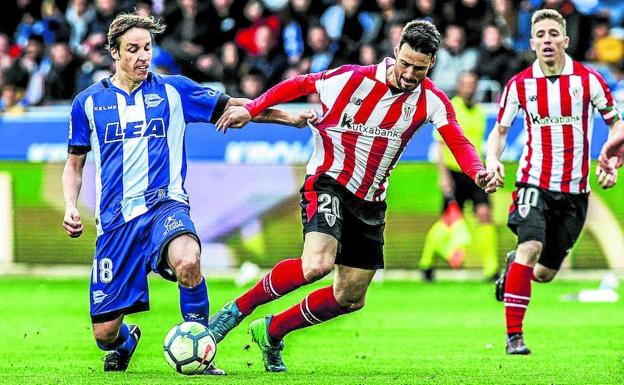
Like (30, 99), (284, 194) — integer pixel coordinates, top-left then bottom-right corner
(1, 277), (623, 385)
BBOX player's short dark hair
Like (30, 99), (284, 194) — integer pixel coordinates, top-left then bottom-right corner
(107, 12), (166, 53)
(398, 19), (441, 56)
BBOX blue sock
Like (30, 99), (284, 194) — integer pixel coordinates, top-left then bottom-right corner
(97, 323), (136, 354)
(179, 277), (209, 327)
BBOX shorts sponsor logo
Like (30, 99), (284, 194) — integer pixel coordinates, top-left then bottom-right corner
(518, 204), (531, 218)
(92, 290), (108, 304)
(163, 215), (184, 235)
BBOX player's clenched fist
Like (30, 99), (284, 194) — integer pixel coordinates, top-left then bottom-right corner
(63, 207), (83, 238)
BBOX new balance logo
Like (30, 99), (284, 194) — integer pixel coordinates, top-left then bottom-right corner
(92, 290), (108, 304)
(527, 95), (537, 102)
(350, 96), (363, 106)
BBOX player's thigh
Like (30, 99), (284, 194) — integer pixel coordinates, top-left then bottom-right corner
(90, 221), (150, 323)
(147, 200), (200, 282)
(333, 264), (376, 305)
(300, 175), (344, 272)
(508, 184), (547, 246)
(302, 232), (338, 266)
(538, 194), (588, 271)
(335, 188), (386, 271)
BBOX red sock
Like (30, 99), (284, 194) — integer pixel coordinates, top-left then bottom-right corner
(236, 258), (307, 316)
(504, 261), (533, 335)
(268, 286), (350, 340)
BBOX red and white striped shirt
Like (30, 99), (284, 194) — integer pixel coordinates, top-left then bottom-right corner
(246, 57), (483, 201)
(498, 55), (621, 193)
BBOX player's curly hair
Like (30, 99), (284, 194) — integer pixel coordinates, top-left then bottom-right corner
(399, 19), (441, 55)
(107, 12), (166, 54)
(531, 9), (567, 36)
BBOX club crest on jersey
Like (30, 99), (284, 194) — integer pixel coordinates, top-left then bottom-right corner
(402, 103), (415, 121)
(518, 204), (531, 218)
(144, 93), (164, 108)
(569, 87), (582, 100)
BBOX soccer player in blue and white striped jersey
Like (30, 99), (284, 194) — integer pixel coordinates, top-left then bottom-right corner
(61, 12), (313, 374)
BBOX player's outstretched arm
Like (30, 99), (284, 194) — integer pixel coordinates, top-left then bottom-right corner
(485, 122), (509, 187)
(216, 74), (319, 132)
(62, 154), (86, 238)
(596, 119), (624, 189)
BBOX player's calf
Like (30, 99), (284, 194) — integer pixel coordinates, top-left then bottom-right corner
(102, 324), (141, 371)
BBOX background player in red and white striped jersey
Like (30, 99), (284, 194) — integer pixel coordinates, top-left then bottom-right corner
(209, 19), (500, 372)
(485, 9), (624, 355)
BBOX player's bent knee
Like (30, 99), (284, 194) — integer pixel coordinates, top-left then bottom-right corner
(534, 268), (556, 283)
(303, 261), (333, 282)
(335, 294), (366, 312)
(173, 255), (202, 287)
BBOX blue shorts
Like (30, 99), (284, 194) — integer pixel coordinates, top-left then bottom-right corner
(90, 200), (198, 323)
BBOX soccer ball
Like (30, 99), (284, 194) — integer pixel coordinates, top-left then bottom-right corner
(163, 321), (217, 375)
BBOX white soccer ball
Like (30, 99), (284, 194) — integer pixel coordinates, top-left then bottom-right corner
(163, 321), (217, 375)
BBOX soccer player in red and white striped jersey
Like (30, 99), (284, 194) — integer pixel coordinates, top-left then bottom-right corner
(210, 19), (500, 371)
(486, 9), (624, 355)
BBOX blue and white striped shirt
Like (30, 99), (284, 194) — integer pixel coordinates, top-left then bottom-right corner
(68, 72), (223, 236)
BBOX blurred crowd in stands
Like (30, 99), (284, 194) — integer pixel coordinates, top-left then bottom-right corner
(0, 0), (623, 114)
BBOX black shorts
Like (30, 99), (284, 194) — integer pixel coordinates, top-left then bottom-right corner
(443, 170), (490, 212)
(507, 183), (588, 270)
(300, 174), (386, 270)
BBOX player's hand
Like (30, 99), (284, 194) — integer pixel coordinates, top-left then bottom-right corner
(596, 162), (618, 189)
(485, 159), (505, 188)
(215, 106), (252, 133)
(598, 149), (624, 174)
(475, 170), (500, 194)
(63, 207), (83, 238)
(292, 109), (319, 128)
